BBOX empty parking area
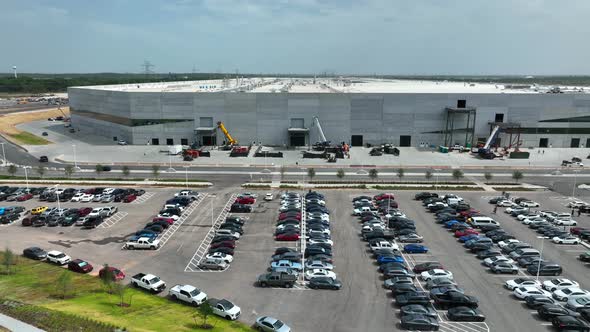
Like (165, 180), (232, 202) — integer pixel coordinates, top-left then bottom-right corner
(4, 186), (590, 331)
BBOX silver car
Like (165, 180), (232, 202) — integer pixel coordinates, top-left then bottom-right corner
(101, 195), (114, 203)
(254, 316), (291, 332)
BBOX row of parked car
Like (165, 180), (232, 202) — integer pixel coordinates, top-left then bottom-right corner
(424, 192), (590, 331)
(21, 246), (290, 331)
(0, 206), (25, 224)
(22, 205), (116, 228)
(197, 214), (247, 270)
(230, 192), (257, 213)
(0, 186), (145, 204)
(123, 191), (198, 250)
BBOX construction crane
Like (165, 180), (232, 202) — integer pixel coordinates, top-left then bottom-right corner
(312, 116), (331, 150)
(217, 121), (237, 146)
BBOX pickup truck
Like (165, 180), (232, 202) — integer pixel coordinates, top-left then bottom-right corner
(125, 237), (160, 250)
(131, 273), (166, 293)
(169, 284), (207, 305)
(270, 260), (303, 272)
(257, 272), (297, 288)
(174, 190), (199, 200)
(208, 298), (241, 320)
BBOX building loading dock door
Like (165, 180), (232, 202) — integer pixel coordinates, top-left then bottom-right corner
(571, 138), (580, 148)
(290, 133), (306, 147)
(399, 135), (412, 147)
(202, 135), (216, 146)
(539, 138), (548, 148)
(351, 135), (363, 147)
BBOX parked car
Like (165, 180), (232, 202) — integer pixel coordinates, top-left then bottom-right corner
(22, 247), (47, 260)
(208, 298), (241, 320)
(169, 284), (208, 306)
(99, 266), (125, 281)
(46, 250), (71, 265)
(68, 259), (93, 273)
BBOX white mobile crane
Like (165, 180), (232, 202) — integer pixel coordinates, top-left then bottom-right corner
(312, 116), (330, 149)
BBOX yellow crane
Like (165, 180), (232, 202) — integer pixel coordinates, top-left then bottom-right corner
(217, 121), (237, 145)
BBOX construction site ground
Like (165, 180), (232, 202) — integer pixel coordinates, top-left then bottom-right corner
(18, 119), (590, 169)
(0, 109), (69, 146)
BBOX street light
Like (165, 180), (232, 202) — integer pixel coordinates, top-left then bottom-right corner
(536, 236), (546, 281)
(167, 149), (176, 173)
(434, 168), (442, 191)
(23, 166), (30, 189)
(72, 144), (79, 170)
(183, 165), (190, 190)
(0, 142), (6, 166)
(572, 170), (580, 199)
(54, 184), (61, 213)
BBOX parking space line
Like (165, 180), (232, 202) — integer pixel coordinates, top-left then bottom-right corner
(298, 195), (306, 287)
(155, 194), (207, 250)
(184, 194), (237, 272)
(97, 211), (128, 228)
(131, 192), (155, 204)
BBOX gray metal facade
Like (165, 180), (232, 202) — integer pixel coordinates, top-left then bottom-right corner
(68, 87), (590, 148)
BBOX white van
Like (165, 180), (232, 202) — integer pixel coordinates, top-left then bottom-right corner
(469, 216), (500, 228)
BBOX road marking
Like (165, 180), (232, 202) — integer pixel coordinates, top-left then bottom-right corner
(131, 192), (155, 204)
(155, 194), (206, 250)
(97, 211), (128, 228)
(184, 194), (237, 272)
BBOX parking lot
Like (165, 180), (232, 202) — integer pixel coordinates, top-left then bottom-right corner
(2, 185), (590, 331)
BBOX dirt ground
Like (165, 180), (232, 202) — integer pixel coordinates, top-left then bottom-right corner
(0, 107), (69, 145)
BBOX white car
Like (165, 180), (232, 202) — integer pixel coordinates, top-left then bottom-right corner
(517, 213), (540, 221)
(306, 199), (326, 205)
(566, 297), (590, 311)
(520, 201), (540, 208)
(215, 229), (240, 239)
(543, 279), (580, 292)
(522, 217), (546, 225)
(483, 256), (514, 267)
(70, 193), (84, 202)
(264, 193), (274, 201)
(552, 235), (580, 245)
(554, 219), (577, 226)
(169, 284), (207, 305)
(553, 288), (590, 302)
(307, 229), (330, 237)
(304, 260), (334, 270)
(158, 213), (179, 221)
(88, 207), (104, 218)
(568, 201), (588, 208)
(496, 200), (514, 207)
(304, 268), (336, 281)
(281, 193), (300, 199)
(513, 286), (551, 299)
(276, 224), (300, 231)
(210, 298), (241, 320)
(240, 192), (258, 198)
(505, 278), (541, 290)
(420, 269), (453, 281)
(117, 140), (127, 145)
(80, 194), (94, 202)
(307, 238), (333, 246)
(427, 202), (448, 209)
(370, 241), (398, 252)
(205, 252), (233, 264)
(46, 250), (71, 265)
(103, 188), (116, 195)
(498, 239), (520, 248)
(92, 194), (104, 202)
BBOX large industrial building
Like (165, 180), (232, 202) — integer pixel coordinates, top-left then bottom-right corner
(68, 78), (590, 149)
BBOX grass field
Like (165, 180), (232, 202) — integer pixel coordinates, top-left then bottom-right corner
(0, 107), (69, 145)
(0, 254), (253, 332)
(9, 131), (51, 145)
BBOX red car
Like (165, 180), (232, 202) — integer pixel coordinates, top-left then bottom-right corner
(235, 197), (255, 205)
(210, 241), (236, 249)
(454, 228), (479, 238)
(153, 216), (174, 225)
(78, 207), (93, 217)
(16, 193), (33, 201)
(67, 259), (93, 274)
(279, 213), (301, 221)
(98, 266), (125, 281)
(123, 194), (136, 203)
(374, 193), (394, 201)
(275, 233), (300, 241)
(378, 200), (398, 208)
(460, 210), (480, 217)
(570, 227), (590, 235)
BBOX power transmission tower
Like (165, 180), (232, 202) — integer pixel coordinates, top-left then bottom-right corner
(141, 60), (155, 76)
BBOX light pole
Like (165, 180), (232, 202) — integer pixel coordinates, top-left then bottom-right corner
(0, 142), (6, 166)
(183, 166), (189, 190)
(536, 236), (545, 281)
(23, 166), (30, 189)
(72, 144), (79, 170)
(572, 170), (580, 199)
(55, 184), (61, 213)
(167, 149), (176, 172)
(434, 168), (442, 191)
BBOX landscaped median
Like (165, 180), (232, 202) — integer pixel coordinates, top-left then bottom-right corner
(0, 253), (253, 332)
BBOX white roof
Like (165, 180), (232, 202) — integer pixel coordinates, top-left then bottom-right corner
(71, 77), (589, 94)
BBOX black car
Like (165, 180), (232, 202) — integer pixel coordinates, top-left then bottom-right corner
(579, 309), (590, 323)
(23, 247), (47, 260)
(413, 262), (444, 274)
(208, 247), (234, 255)
(60, 215), (78, 226)
(400, 314), (439, 331)
(146, 220), (170, 229)
(211, 235), (236, 243)
(391, 283), (419, 295)
(47, 217), (62, 227)
(400, 304), (438, 318)
(82, 216), (104, 229)
(475, 249), (502, 259)
(551, 315), (590, 331)
(538, 304), (580, 320)
(230, 204), (252, 213)
(32, 217), (46, 227)
(146, 225), (164, 234)
(274, 247), (296, 255)
(39, 156), (49, 162)
(447, 306), (486, 322)
(579, 252), (590, 263)
(525, 295), (557, 309)
(272, 252), (302, 262)
(469, 243), (493, 253)
(527, 263), (562, 276)
(308, 277), (341, 290)
(396, 291), (431, 306)
(379, 262), (408, 272)
(414, 192), (438, 200)
(432, 291), (479, 309)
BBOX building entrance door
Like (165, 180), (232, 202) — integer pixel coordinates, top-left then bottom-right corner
(202, 135), (216, 146)
(351, 135), (363, 147)
(539, 138), (548, 148)
(289, 133), (306, 147)
(571, 138), (580, 148)
(400, 135), (412, 147)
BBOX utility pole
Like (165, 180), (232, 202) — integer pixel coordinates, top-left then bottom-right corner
(141, 60), (155, 77)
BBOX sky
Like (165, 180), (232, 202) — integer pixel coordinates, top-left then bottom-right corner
(1, 0), (590, 75)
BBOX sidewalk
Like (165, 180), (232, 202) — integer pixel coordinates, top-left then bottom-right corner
(0, 312), (45, 332)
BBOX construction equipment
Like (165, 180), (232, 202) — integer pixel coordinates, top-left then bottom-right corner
(217, 121), (237, 146)
(312, 116), (331, 150)
(477, 125), (500, 159)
